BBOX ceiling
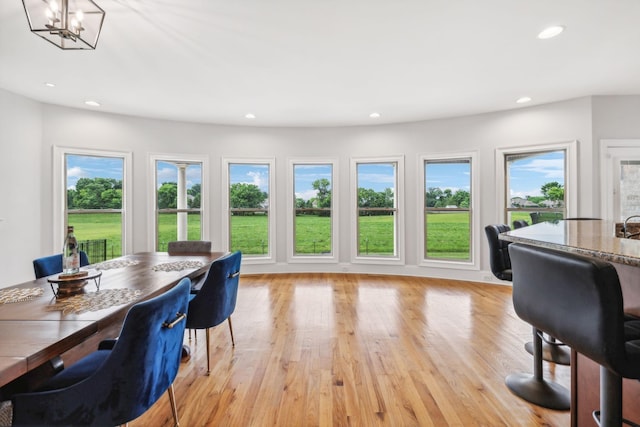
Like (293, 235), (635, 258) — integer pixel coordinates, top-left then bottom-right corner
(2, 0), (640, 127)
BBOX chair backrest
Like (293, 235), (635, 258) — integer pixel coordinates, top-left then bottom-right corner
(509, 243), (632, 376)
(512, 220), (528, 229)
(33, 251), (90, 279)
(186, 251), (242, 329)
(11, 278), (191, 426)
(167, 240), (212, 254)
(484, 224), (512, 281)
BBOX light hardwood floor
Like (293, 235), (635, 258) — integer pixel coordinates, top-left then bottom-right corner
(132, 273), (571, 426)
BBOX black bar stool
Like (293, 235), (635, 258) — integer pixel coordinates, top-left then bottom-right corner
(485, 224), (570, 367)
(509, 243), (640, 426)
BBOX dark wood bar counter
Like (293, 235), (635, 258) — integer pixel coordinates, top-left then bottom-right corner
(0, 251), (224, 398)
(500, 220), (640, 427)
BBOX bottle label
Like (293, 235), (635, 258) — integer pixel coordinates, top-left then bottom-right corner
(69, 253), (80, 269)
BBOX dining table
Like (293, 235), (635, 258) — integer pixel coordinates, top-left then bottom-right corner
(0, 251), (225, 399)
(500, 219), (640, 427)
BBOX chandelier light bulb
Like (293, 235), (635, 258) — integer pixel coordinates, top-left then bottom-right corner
(75, 10), (84, 22)
(49, 0), (59, 14)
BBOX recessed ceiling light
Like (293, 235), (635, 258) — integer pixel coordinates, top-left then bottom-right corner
(538, 25), (565, 39)
(44, 82), (55, 87)
(516, 97), (532, 104)
(369, 112), (381, 118)
(85, 100), (101, 107)
(245, 113), (256, 119)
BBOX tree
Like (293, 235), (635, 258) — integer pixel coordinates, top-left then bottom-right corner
(295, 198), (309, 209)
(358, 187), (394, 215)
(426, 187), (469, 208)
(69, 177), (122, 209)
(541, 181), (564, 205)
(230, 183), (267, 214)
(426, 187), (443, 207)
(312, 178), (332, 208)
(188, 183), (201, 209)
(452, 190), (470, 208)
(157, 182), (177, 209)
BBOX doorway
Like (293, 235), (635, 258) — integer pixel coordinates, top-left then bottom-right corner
(601, 140), (640, 221)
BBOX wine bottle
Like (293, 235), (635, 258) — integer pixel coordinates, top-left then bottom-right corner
(62, 226), (80, 275)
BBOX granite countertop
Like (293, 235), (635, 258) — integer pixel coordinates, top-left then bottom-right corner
(499, 220), (640, 267)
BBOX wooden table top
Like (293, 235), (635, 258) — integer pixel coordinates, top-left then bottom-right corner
(0, 251), (225, 388)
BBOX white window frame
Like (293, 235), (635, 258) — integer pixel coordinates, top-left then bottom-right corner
(350, 155), (405, 265)
(418, 151), (479, 270)
(222, 157), (276, 264)
(53, 146), (133, 256)
(495, 140), (578, 225)
(287, 159), (338, 263)
(148, 153), (210, 251)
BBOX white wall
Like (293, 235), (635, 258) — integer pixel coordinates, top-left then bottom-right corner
(0, 90), (44, 286)
(0, 87), (621, 286)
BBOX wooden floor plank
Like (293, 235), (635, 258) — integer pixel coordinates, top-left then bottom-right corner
(130, 273), (570, 426)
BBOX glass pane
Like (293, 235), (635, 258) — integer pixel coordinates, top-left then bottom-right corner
(424, 159), (471, 261)
(66, 155), (124, 262)
(356, 163), (395, 208)
(67, 212), (122, 262)
(295, 215), (331, 254)
(357, 163), (396, 256)
(425, 211), (470, 260)
(294, 164), (332, 256)
(157, 212), (202, 251)
(155, 161), (202, 249)
(506, 150), (565, 224)
(620, 160), (640, 219)
(230, 214), (269, 255)
(358, 212), (396, 256)
(229, 163), (270, 256)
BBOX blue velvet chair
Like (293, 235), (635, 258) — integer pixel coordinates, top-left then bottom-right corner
(186, 251), (241, 374)
(11, 278), (191, 427)
(33, 251), (90, 279)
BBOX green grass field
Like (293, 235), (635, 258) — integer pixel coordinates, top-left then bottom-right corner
(68, 211), (543, 261)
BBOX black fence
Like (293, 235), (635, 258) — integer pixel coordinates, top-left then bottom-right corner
(78, 239), (108, 264)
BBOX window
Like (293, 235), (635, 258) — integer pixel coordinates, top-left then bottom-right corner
(497, 141), (577, 228)
(224, 159), (275, 260)
(54, 147), (132, 262)
(153, 159), (204, 251)
(288, 161), (337, 260)
(351, 157), (404, 262)
(423, 158), (472, 261)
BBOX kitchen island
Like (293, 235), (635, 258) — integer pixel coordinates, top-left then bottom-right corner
(500, 219), (640, 426)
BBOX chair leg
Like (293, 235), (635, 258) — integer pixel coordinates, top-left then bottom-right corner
(228, 316), (235, 347)
(595, 366), (622, 427)
(206, 327), (211, 375)
(168, 383), (180, 427)
(505, 327), (570, 410)
(524, 333), (571, 365)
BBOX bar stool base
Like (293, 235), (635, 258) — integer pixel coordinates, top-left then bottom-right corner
(505, 373), (570, 410)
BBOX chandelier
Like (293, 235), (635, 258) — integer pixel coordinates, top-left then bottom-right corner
(22, 0), (105, 50)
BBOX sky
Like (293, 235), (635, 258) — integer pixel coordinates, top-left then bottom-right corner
(66, 155), (124, 189)
(66, 151), (565, 200)
(507, 151), (565, 198)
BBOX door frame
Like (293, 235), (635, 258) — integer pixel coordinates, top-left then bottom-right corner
(600, 139), (640, 221)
